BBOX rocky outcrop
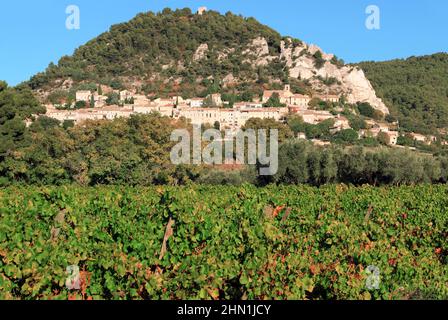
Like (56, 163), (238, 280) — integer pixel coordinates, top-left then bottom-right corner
(217, 48), (235, 61)
(193, 43), (209, 61)
(343, 67), (389, 114)
(222, 73), (236, 85)
(278, 38), (389, 114)
(308, 44), (334, 61)
(243, 37), (276, 66)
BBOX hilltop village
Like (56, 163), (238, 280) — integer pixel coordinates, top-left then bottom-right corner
(30, 6), (446, 150)
(2, 6), (448, 190)
(43, 83), (441, 148)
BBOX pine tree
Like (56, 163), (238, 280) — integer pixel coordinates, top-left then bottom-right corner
(90, 95), (95, 108)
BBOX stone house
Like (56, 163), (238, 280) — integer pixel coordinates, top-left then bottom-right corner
(410, 133), (427, 143)
(154, 98), (175, 107)
(133, 94), (150, 106)
(176, 107), (287, 129)
(233, 102), (263, 109)
(93, 93), (108, 107)
(385, 131), (399, 145)
(238, 108), (287, 126)
(377, 123), (390, 132)
(263, 85), (311, 107)
(119, 90), (133, 102)
(177, 107), (221, 126)
(262, 85), (290, 104)
(301, 110), (334, 125)
(189, 98), (205, 108)
(133, 105), (155, 115)
(332, 115), (351, 132)
(209, 93), (223, 107)
(96, 106), (134, 120)
(75, 90), (92, 102)
(197, 7), (207, 15)
(290, 94), (311, 108)
(359, 127), (399, 146)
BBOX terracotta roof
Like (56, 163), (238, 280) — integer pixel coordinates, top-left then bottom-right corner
(263, 90), (290, 99)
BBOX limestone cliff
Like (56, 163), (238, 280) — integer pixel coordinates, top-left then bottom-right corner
(279, 39), (389, 114)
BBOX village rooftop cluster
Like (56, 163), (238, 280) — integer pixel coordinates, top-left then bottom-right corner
(42, 84), (439, 147)
(39, 6), (442, 148)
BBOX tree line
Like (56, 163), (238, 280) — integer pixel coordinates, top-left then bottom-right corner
(2, 81), (448, 187)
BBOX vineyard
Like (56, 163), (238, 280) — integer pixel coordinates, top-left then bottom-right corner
(0, 184), (447, 300)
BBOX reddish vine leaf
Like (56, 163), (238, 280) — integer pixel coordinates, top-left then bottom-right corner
(273, 206), (285, 218)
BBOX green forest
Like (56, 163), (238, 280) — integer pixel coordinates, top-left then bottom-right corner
(25, 8), (291, 98)
(1, 81), (448, 187)
(359, 53), (448, 135)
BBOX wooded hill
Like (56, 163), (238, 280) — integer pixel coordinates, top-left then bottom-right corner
(22, 8), (448, 137)
(359, 53), (448, 135)
(26, 8), (293, 98)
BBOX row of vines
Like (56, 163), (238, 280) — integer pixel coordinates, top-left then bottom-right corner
(0, 184), (447, 299)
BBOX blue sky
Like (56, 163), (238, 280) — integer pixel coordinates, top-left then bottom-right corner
(0, 0), (446, 86)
